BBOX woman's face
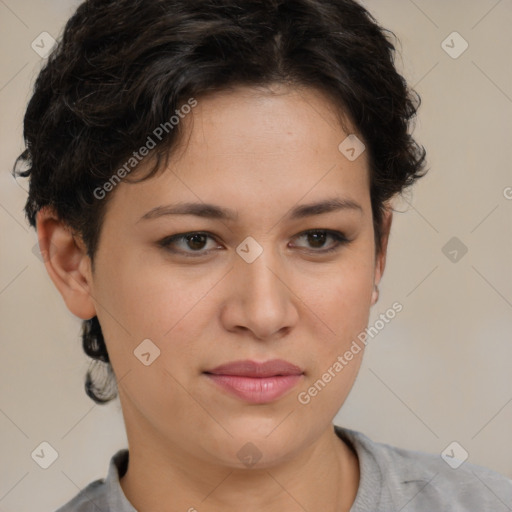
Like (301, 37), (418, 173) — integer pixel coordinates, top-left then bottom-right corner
(82, 84), (390, 467)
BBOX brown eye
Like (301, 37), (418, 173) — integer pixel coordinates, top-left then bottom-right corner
(291, 229), (349, 253)
(183, 233), (208, 250)
(159, 232), (220, 257)
(306, 231), (328, 249)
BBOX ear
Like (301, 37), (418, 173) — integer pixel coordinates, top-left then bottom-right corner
(35, 206), (97, 320)
(371, 205), (393, 306)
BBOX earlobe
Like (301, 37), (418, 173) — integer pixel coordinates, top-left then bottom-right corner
(35, 207), (97, 320)
(371, 283), (379, 306)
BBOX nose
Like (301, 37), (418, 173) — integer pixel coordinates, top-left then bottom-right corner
(219, 243), (299, 341)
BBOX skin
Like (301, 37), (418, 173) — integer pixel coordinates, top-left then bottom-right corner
(37, 83), (392, 512)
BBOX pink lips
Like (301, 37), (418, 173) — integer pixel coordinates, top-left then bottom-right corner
(204, 359), (304, 404)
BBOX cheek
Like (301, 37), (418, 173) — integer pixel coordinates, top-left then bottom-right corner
(93, 260), (228, 418)
(93, 255), (212, 427)
(297, 247), (374, 384)
(292, 272), (372, 420)
(307, 253), (375, 336)
(95, 249), (214, 339)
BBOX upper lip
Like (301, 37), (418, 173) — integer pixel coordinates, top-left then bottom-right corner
(204, 359), (304, 378)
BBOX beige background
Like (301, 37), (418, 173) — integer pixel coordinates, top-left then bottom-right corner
(1, 1), (512, 510)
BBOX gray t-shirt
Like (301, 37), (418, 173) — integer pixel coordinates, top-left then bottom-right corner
(55, 425), (512, 511)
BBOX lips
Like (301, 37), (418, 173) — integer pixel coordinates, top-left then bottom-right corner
(204, 359), (304, 404)
(205, 359), (303, 377)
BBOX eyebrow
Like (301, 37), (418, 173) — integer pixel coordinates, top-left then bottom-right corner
(137, 197), (363, 223)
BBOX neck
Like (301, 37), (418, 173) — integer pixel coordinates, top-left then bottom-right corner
(119, 424), (359, 512)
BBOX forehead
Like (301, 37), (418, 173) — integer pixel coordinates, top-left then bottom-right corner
(105, 84), (370, 225)
(177, 84), (355, 157)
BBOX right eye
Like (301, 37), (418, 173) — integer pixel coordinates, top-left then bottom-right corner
(158, 231), (223, 257)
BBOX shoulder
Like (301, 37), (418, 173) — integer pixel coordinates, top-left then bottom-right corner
(336, 426), (512, 511)
(54, 450), (132, 512)
(54, 478), (108, 512)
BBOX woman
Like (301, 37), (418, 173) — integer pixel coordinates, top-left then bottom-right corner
(14, 0), (512, 510)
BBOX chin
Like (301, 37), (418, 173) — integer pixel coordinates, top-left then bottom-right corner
(204, 418), (307, 469)
(215, 441), (298, 471)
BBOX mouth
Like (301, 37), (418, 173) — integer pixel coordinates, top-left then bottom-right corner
(203, 359), (304, 404)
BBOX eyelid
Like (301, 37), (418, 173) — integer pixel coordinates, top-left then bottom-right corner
(158, 231), (222, 257)
(290, 229), (349, 253)
(158, 229), (350, 257)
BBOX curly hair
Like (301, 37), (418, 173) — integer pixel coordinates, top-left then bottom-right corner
(13, 0), (428, 404)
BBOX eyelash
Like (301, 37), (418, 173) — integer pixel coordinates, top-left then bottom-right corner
(158, 229), (350, 258)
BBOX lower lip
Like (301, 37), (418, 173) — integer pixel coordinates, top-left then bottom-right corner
(205, 374), (303, 404)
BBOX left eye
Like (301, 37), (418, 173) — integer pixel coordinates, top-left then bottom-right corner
(158, 229), (349, 257)
(290, 229), (349, 253)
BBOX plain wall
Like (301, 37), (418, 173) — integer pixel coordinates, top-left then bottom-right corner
(1, 1), (511, 510)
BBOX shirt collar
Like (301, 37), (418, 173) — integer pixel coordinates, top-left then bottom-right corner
(104, 449), (138, 511)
